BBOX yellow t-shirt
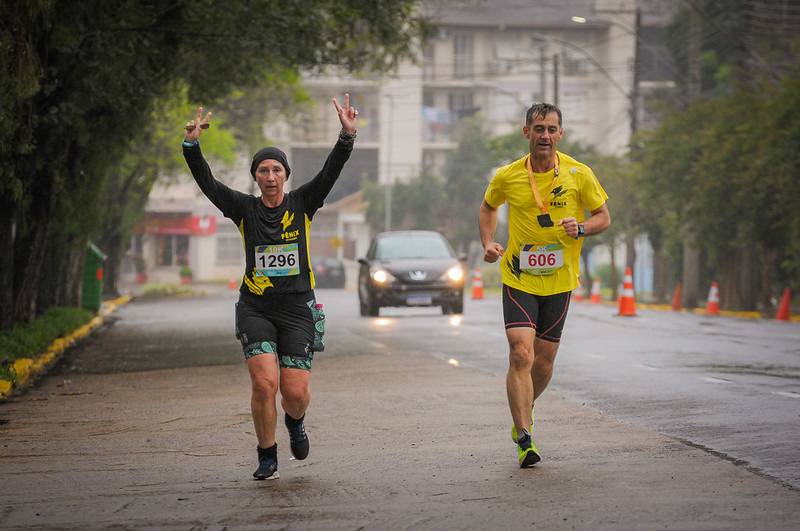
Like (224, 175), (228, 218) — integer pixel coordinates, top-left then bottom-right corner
(484, 151), (608, 296)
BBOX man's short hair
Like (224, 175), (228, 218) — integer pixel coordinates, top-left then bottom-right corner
(525, 103), (562, 128)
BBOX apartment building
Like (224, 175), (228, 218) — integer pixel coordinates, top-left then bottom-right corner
(130, 0), (675, 286)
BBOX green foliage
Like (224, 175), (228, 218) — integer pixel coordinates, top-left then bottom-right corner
(593, 264), (624, 292)
(179, 266), (193, 278)
(1, 0), (425, 328)
(440, 116), (501, 252)
(0, 307), (92, 362)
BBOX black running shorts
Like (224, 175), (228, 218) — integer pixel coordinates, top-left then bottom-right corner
(235, 291), (318, 370)
(501, 284), (571, 343)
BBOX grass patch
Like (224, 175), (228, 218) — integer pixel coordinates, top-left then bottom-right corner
(140, 282), (198, 297)
(0, 307), (94, 381)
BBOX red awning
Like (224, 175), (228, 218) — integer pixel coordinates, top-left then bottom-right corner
(137, 214), (216, 235)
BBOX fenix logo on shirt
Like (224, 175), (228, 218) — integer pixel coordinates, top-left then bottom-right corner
(550, 185), (567, 208)
(280, 211), (299, 240)
(281, 211), (294, 230)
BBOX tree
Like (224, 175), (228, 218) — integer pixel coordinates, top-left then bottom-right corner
(0, 0), (426, 329)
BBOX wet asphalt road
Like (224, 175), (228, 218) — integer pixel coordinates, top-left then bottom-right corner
(2, 285), (799, 529)
(360, 293), (800, 490)
(58, 287), (800, 489)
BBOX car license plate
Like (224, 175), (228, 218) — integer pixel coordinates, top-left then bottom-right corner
(407, 295), (432, 306)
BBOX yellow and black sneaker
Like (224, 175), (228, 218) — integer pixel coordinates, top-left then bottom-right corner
(511, 404), (535, 443)
(517, 431), (541, 468)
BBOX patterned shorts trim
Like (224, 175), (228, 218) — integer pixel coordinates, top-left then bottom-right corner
(244, 341), (313, 370)
(243, 340), (277, 360)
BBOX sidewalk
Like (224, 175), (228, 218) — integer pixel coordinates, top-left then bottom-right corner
(1, 339), (799, 529)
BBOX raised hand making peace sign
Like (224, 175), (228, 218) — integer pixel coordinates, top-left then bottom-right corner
(332, 93), (358, 134)
(184, 107), (212, 143)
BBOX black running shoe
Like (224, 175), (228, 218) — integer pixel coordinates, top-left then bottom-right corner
(253, 445), (279, 480)
(285, 413), (309, 460)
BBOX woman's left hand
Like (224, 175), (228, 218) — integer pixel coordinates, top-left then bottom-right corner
(333, 93), (358, 133)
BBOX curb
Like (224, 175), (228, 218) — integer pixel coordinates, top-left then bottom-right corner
(575, 298), (800, 322)
(0, 294), (132, 399)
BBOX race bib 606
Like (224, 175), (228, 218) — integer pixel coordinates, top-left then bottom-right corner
(520, 243), (563, 276)
(255, 243), (300, 277)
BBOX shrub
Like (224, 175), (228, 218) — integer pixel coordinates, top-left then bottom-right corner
(0, 307), (93, 362)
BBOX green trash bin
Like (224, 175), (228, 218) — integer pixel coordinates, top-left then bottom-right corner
(82, 242), (107, 312)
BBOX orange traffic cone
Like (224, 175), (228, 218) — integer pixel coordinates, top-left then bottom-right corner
(228, 273), (238, 291)
(671, 283), (682, 311)
(705, 281), (720, 315)
(618, 267), (637, 316)
(573, 280), (583, 302)
(776, 287), (791, 321)
(589, 278), (602, 304)
(471, 267), (484, 300)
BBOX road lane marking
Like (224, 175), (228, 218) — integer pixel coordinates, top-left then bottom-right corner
(771, 391), (800, 399)
(702, 376), (733, 384)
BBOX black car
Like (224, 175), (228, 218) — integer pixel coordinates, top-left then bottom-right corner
(357, 230), (466, 316)
(311, 255), (346, 289)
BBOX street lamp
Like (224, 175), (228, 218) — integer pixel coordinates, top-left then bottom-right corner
(384, 93), (393, 232)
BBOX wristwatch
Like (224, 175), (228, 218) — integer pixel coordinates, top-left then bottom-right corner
(576, 223), (585, 238)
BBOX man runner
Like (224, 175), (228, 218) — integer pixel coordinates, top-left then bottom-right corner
(479, 102), (610, 468)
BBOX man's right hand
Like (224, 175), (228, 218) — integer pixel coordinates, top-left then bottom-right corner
(483, 242), (504, 263)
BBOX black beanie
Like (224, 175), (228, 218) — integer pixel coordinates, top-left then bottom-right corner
(250, 147), (291, 179)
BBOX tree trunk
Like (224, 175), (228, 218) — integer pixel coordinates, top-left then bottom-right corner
(735, 248), (757, 312)
(654, 245), (667, 303)
(0, 200), (15, 330)
(55, 241), (86, 308)
(625, 232), (637, 272)
(681, 233), (701, 309)
(100, 232), (125, 299)
(13, 214), (53, 324)
(609, 242), (619, 301)
(760, 243), (778, 311)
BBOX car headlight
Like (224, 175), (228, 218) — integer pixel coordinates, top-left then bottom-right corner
(371, 268), (395, 284)
(446, 266), (464, 282)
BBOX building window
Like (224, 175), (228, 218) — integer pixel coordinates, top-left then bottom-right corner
(448, 91), (475, 120)
(454, 31), (474, 79)
(216, 223), (245, 263)
(156, 235), (189, 266)
(560, 92), (588, 122)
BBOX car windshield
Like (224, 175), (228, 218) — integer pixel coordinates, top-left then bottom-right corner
(374, 235), (453, 259)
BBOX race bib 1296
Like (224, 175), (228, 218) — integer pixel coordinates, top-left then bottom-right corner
(255, 243), (300, 277)
(520, 243), (563, 275)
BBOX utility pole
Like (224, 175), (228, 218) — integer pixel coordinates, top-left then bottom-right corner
(540, 47), (547, 102)
(629, 7), (641, 135)
(552, 54), (559, 106)
(384, 94), (393, 232)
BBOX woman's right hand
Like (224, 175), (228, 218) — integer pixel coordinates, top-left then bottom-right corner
(184, 107), (212, 142)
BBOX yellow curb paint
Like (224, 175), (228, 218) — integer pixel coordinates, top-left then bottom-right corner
(0, 293), (133, 399)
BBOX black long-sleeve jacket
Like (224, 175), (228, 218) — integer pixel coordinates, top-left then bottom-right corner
(183, 136), (353, 295)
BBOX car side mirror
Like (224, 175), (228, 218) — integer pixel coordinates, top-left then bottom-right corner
(458, 253), (468, 262)
(358, 258), (369, 266)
